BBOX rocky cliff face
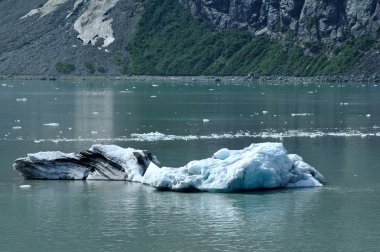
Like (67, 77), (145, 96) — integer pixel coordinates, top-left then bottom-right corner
(180, 0), (380, 44)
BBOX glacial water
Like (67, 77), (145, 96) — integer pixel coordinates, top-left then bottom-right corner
(1, 79), (380, 251)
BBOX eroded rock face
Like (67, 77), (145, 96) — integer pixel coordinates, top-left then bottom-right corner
(179, 0), (380, 44)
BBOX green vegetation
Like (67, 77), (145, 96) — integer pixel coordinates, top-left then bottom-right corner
(84, 61), (108, 74)
(127, 0), (378, 76)
(98, 66), (108, 73)
(113, 51), (129, 74)
(55, 61), (75, 74)
(84, 61), (95, 74)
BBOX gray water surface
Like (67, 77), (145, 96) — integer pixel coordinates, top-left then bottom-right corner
(1, 80), (380, 251)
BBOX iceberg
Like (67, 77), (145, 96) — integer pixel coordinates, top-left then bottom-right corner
(13, 145), (158, 182)
(13, 143), (324, 192)
(142, 143), (323, 192)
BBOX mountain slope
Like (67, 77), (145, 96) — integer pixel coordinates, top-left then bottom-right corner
(128, 0), (380, 77)
(0, 0), (142, 76)
(0, 0), (379, 78)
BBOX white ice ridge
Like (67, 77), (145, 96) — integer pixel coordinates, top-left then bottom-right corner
(73, 0), (119, 47)
(21, 0), (70, 19)
(23, 129), (380, 143)
(129, 130), (380, 141)
(142, 143), (324, 192)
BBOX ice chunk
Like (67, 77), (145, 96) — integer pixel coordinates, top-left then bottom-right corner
(43, 123), (59, 127)
(213, 148), (230, 160)
(88, 144), (159, 182)
(142, 143), (324, 192)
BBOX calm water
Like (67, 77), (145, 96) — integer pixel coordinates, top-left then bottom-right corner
(1, 80), (380, 251)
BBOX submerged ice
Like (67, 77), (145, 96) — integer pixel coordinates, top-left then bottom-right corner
(14, 143), (324, 192)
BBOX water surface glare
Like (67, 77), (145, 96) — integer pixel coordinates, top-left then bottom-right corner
(1, 80), (380, 251)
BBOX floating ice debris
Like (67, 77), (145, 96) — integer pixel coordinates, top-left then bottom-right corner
(203, 119), (210, 123)
(152, 84), (159, 87)
(262, 111), (268, 115)
(90, 131), (98, 135)
(339, 102), (349, 106)
(291, 113), (314, 117)
(20, 185), (31, 189)
(366, 114), (371, 118)
(12, 126), (22, 130)
(92, 112), (99, 115)
(150, 95), (157, 98)
(16, 98), (28, 102)
(43, 123), (59, 127)
(24, 129), (380, 144)
(14, 143), (323, 192)
(1, 83), (7, 87)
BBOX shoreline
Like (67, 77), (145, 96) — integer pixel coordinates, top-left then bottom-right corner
(1, 74), (379, 83)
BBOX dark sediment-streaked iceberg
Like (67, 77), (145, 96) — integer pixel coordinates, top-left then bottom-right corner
(13, 145), (159, 182)
(14, 143), (324, 192)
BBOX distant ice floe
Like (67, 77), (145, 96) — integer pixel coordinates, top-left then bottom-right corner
(16, 98), (28, 102)
(291, 113), (313, 117)
(14, 143), (324, 192)
(129, 130), (380, 142)
(43, 123), (60, 127)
